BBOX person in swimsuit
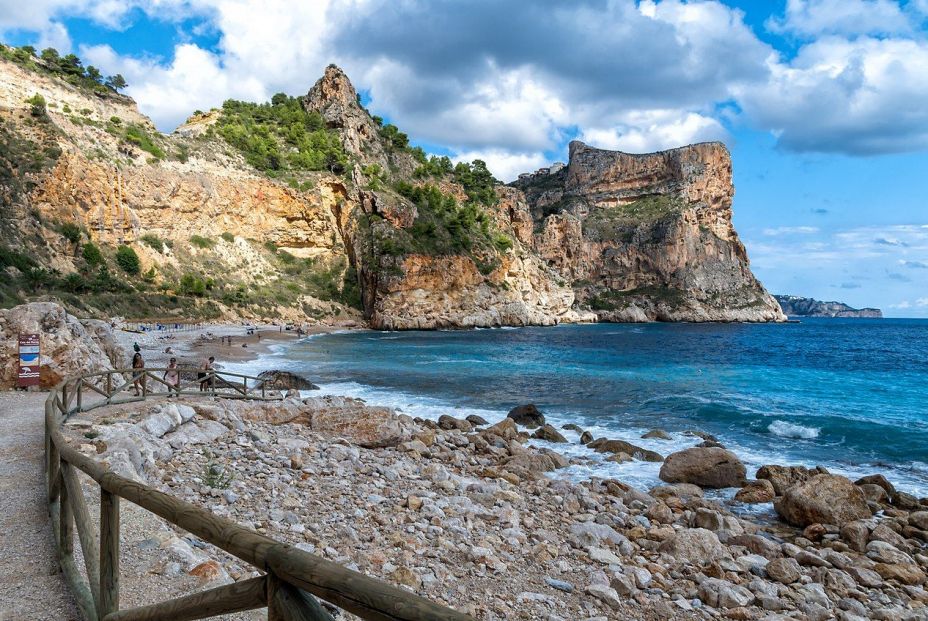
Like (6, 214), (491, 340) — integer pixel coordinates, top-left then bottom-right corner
(131, 352), (145, 396)
(163, 357), (180, 397)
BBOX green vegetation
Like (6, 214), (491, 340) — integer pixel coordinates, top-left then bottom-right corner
(189, 235), (215, 249)
(114, 245), (140, 275)
(0, 44), (126, 95)
(26, 93), (46, 117)
(216, 94), (347, 174)
(220, 232), (235, 243)
(452, 160), (498, 206)
(587, 286), (688, 312)
(0, 118), (61, 200)
(57, 222), (82, 244)
(82, 242), (104, 266)
(124, 124), (165, 159)
(584, 195), (684, 242)
(179, 273), (211, 296)
(140, 234), (165, 253)
(202, 451), (234, 489)
(414, 155), (454, 179)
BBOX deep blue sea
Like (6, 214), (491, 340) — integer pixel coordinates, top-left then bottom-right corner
(235, 319), (928, 497)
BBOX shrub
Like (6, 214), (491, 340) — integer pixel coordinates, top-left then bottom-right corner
(189, 235), (214, 249)
(82, 242), (104, 266)
(0, 245), (37, 272)
(140, 234), (164, 253)
(115, 245), (140, 275)
(26, 93), (46, 117)
(124, 125), (165, 159)
(179, 273), (206, 296)
(61, 272), (87, 292)
(220, 232), (235, 243)
(58, 222), (82, 244)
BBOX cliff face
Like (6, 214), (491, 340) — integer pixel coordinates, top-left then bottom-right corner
(775, 295), (882, 318)
(1, 50), (781, 327)
(513, 142), (785, 322)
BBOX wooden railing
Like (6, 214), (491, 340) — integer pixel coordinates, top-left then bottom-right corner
(45, 368), (473, 621)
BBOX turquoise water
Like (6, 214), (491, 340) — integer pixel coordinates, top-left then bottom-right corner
(241, 319), (928, 496)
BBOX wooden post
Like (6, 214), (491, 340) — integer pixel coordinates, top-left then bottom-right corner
(99, 489), (120, 617)
(59, 470), (73, 556)
(268, 574), (334, 621)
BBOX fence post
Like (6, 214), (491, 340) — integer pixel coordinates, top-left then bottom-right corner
(99, 489), (120, 617)
(77, 382), (83, 412)
(106, 372), (113, 402)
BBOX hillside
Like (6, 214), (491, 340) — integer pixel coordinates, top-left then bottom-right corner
(775, 295), (883, 318)
(0, 44), (783, 327)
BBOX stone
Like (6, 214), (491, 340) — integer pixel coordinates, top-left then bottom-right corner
(610, 573), (636, 596)
(255, 370), (318, 391)
(532, 424), (568, 443)
(698, 578), (754, 609)
(561, 423), (583, 433)
(544, 577), (574, 593)
(866, 540), (914, 564)
(437, 415), (472, 432)
(579, 431), (593, 444)
(585, 584), (622, 610)
(658, 528), (729, 564)
(588, 547), (622, 565)
(756, 464), (818, 496)
(568, 522), (630, 548)
(465, 414), (489, 426)
(908, 511), (928, 531)
(188, 560), (224, 582)
(858, 483), (889, 504)
(659, 447), (746, 488)
(840, 520), (871, 552)
(642, 429), (671, 440)
(587, 438), (663, 462)
(869, 523), (908, 549)
(873, 563), (926, 585)
(735, 479), (775, 503)
(774, 474), (871, 527)
(855, 474), (896, 497)
(847, 566), (883, 588)
(507, 404), (545, 428)
(309, 402), (413, 448)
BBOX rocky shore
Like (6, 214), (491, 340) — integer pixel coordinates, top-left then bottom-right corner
(61, 393), (928, 621)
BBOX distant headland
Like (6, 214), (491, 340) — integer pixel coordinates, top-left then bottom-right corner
(775, 295), (882, 318)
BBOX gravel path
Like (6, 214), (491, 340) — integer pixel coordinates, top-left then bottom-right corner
(0, 391), (80, 620)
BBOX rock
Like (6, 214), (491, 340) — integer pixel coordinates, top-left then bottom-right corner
(650, 483), (704, 499)
(390, 566), (422, 588)
(727, 534), (782, 559)
(610, 573), (636, 596)
(658, 528), (729, 564)
(309, 402), (413, 448)
(503, 449), (568, 473)
(840, 520), (871, 552)
(544, 577), (574, 593)
(507, 404), (545, 428)
(891, 490), (921, 510)
(585, 584), (622, 610)
(866, 540), (914, 564)
(658, 447), (745, 488)
(605, 452), (632, 463)
(568, 522), (630, 549)
(766, 557), (802, 584)
(531, 424), (567, 443)
(587, 438), (663, 462)
(909, 511), (928, 531)
(869, 523), (908, 549)
(588, 547), (622, 565)
(847, 566), (883, 588)
(855, 474), (896, 497)
(642, 429), (671, 440)
(698, 578), (754, 609)
(437, 415), (472, 432)
(873, 563), (926, 585)
(756, 464), (818, 496)
(188, 560), (225, 582)
(483, 417), (521, 441)
(579, 431), (593, 444)
(465, 414), (489, 426)
(561, 423), (583, 433)
(255, 370), (319, 391)
(858, 483), (889, 504)
(774, 474), (871, 527)
(0, 302), (125, 389)
(735, 479), (775, 503)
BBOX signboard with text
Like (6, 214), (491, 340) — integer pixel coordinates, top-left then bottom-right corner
(18, 333), (40, 387)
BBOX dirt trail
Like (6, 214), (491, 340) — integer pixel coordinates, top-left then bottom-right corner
(0, 391), (79, 620)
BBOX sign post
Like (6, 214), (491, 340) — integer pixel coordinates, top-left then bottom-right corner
(18, 333), (40, 388)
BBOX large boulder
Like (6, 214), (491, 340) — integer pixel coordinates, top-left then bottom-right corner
(658, 528), (730, 565)
(659, 447), (745, 488)
(506, 404), (545, 428)
(532, 424), (567, 443)
(587, 438), (663, 462)
(756, 464), (823, 496)
(774, 474), (871, 527)
(255, 370), (319, 391)
(0, 302), (125, 389)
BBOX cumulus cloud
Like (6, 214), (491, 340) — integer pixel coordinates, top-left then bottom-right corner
(767, 0), (914, 37)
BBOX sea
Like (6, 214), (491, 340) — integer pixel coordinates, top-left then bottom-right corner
(229, 319), (928, 499)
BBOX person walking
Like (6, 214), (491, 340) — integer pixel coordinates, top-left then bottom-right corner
(131, 352), (146, 396)
(198, 356), (215, 392)
(163, 357), (180, 397)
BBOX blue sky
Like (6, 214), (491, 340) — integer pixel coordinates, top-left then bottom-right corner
(2, 0), (927, 315)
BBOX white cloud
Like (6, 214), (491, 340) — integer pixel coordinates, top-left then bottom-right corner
(450, 149), (549, 184)
(890, 301), (912, 308)
(768, 0), (914, 37)
(737, 36), (928, 154)
(918, 298), (928, 306)
(762, 226), (820, 236)
(578, 110), (727, 154)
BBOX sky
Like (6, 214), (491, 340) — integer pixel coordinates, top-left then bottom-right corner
(1, 0), (927, 316)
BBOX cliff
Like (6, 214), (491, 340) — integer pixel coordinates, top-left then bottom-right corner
(775, 295), (883, 318)
(0, 45), (782, 327)
(512, 142), (785, 322)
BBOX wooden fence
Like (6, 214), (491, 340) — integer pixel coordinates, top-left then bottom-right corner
(45, 368), (473, 621)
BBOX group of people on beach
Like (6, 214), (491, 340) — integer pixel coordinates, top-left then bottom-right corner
(130, 350), (217, 397)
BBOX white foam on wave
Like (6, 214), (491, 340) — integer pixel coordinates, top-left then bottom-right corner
(768, 420), (820, 439)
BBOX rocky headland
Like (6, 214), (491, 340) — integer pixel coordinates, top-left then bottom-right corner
(774, 296), (883, 319)
(1, 45), (782, 328)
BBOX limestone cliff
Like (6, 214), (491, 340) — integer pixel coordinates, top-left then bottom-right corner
(512, 142), (785, 322)
(775, 295), (882, 318)
(0, 46), (781, 327)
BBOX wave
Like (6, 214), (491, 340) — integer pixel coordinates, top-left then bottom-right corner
(768, 420), (820, 439)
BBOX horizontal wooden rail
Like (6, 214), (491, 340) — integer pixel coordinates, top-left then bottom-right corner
(45, 369), (474, 621)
